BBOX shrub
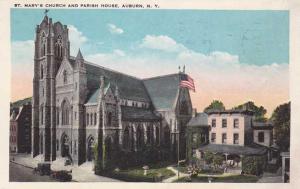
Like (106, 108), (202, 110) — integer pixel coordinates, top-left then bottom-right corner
(242, 155), (266, 175)
(204, 151), (214, 165)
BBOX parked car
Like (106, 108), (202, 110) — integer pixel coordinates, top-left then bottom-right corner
(50, 170), (72, 182)
(33, 163), (51, 176)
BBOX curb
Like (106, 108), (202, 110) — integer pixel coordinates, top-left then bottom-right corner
(10, 160), (35, 170)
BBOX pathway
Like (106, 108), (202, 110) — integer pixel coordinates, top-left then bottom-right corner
(162, 166), (189, 183)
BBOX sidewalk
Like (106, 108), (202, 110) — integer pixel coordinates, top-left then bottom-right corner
(10, 153), (120, 182)
(162, 166), (188, 183)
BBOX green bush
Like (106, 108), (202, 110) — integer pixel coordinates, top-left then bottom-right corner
(204, 151), (214, 165)
(242, 155), (266, 175)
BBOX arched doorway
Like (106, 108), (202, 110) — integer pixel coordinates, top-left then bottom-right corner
(61, 134), (70, 158)
(87, 136), (95, 161)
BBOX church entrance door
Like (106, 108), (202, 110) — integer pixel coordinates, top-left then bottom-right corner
(61, 134), (70, 158)
(87, 136), (95, 161)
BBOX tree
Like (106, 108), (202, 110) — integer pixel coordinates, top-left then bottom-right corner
(204, 100), (225, 112)
(204, 151), (214, 165)
(233, 101), (267, 121)
(213, 154), (224, 169)
(271, 102), (290, 152)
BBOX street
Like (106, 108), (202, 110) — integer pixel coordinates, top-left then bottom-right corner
(9, 162), (56, 182)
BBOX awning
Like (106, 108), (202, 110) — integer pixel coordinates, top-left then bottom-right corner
(198, 143), (268, 156)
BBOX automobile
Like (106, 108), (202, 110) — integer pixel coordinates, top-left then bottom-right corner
(50, 170), (72, 182)
(33, 163), (51, 176)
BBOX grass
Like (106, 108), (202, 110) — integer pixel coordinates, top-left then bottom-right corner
(105, 161), (176, 182)
(174, 174), (259, 183)
(118, 166), (175, 180)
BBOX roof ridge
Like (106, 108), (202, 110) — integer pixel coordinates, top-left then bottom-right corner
(69, 56), (142, 80)
(142, 73), (181, 81)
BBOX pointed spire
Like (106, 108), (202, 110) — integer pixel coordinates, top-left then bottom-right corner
(76, 48), (84, 60)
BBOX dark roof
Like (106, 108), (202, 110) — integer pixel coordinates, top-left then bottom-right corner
(121, 106), (160, 122)
(205, 109), (254, 116)
(252, 121), (273, 130)
(198, 143), (268, 156)
(187, 113), (209, 127)
(85, 80), (113, 104)
(143, 73), (183, 110)
(69, 57), (151, 102)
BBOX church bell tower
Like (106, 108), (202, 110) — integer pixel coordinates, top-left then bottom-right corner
(32, 13), (70, 162)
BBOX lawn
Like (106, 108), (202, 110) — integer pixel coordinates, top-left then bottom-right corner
(174, 174), (259, 183)
(104, 162), (176, 182)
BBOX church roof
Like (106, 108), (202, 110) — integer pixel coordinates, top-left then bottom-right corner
(143, 73), (183, 110)
(121, 106), (160, 122)
(85, 80), (113, 105)
(85, 62), (151, 102)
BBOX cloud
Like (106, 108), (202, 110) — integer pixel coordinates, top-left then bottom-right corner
(11, 34), (289, 116)
(107, 24), (124, 34)
(86, 35), (289, 116)
(139, 35), (187, 53)
(68, 25), (88, 56)
(11, 40), (35, 101)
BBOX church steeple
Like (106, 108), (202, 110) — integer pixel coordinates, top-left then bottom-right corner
(76, 49), (84, 60)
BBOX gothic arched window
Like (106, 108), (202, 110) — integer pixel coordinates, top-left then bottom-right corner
(155, 126), (160, 145)
(41, 32), (46, 57)
(94, 113), (97, 125)
(146, 126), (151, 144)
(63, 70), (67, 84)
(61, 100), (70, 125)
(40, 64), (44, 79)
(86, 113), (89, 125)
(107, 112), (112, 126)
(55, 35), (63, 58)
(136, 125), (144, 149)
(123, 127), (130, 150)
(164, 126), (170, 147)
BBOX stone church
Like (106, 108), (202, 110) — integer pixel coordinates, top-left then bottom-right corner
(32, 15), (193, 166)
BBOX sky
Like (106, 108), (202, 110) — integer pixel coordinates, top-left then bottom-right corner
(11, 9), (289, 117)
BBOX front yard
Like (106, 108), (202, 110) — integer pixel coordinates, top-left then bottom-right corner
(101, 162), (175, 182)
(174, 173), (259, 183)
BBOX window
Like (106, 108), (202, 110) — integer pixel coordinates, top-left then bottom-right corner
(94, 113), (97, 125)
(146, 126), (151, 144)
(63, 70), (67, 84)
(107, 112), (112, 126)
(211, 133), (216, 143)
(234, 119), (239, 128)
(258, 132), (265, 143)
(55, 35), (63, 58)
(233, 133), (239, 144)
(40, 64), (44, 79)
(222, 119), (227, 128)
(74, 111), (77, 121)
(90, 114), (93, 125)
(61, 100), (70, 125)
(211, 119), (216, 127)
(41, 32), (46, 57)
(222, 133), (227, 144)
(86, 113), (89, 125)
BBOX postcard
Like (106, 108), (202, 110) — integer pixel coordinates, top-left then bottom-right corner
(1, 0), (300, 188)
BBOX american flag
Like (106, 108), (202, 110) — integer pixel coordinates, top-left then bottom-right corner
(180, 74), (195, 92)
